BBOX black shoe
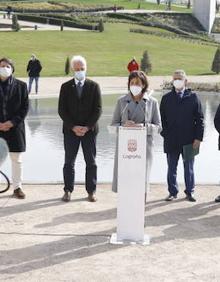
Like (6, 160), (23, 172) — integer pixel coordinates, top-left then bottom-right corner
(165, 194), (177, 201)
(186, 193), (196, 202)
(62, 191), (71, 202)
(13, 188), (26, 199)
(215, 195), (220, 203)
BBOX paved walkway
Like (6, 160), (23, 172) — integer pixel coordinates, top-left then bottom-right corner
(0, 17), (86, 31)
(20, 75), (220, 98)
(0, 184), (220, 281)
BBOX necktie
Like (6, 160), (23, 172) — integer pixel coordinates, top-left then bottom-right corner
(177, 92), (183, 99)
(76, 81), (83, 98)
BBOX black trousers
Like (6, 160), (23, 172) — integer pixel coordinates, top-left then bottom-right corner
(63, 130), (97, 194)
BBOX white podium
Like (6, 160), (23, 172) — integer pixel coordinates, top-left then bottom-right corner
(110, 126), (150, 245)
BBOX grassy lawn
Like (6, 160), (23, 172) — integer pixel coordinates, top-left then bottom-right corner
(0, 23), (216, 77)
(51, 0), (191, 11)
(0, 0), (191, 12)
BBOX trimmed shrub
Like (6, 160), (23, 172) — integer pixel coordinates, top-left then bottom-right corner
(141, 50), (152, 74)
(212, 47), (220, 74)
(65, 56), (70, 75)
(11, 14), (20, 31)
(98, 18), (104, 32)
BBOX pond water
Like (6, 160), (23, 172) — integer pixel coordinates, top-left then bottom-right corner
(1, 92), (220, 185)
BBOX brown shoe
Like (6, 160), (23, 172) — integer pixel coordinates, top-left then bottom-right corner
(62, 191), (71, 202)
(13, 188), (26, 199)
(88, 193), (97, 202)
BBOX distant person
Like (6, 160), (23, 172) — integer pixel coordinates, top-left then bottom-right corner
(58, 55), (102, 203)
(6, 6), (12, 19)
(113, 4), (117, 12)
(111, 71), (161, 196)
(0, 57), (29, 199)
(127, 58), (139, 73)
(214, 104), (220, 203)
(26, 54), (42, 94)
(160, 70), (204, 202)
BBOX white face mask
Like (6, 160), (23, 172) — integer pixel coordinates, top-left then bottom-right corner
(0, 66), (12, 78)
(130, 85), (142, 96)
(75, 70), (86, 81)
(173, 79), (185, 90)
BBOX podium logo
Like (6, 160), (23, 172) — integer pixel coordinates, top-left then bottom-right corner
(128, 139), (137, 152)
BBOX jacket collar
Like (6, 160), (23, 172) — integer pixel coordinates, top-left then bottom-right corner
(171, 87), (192, 98)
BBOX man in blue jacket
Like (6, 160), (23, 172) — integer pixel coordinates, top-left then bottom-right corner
(160, 70), (204, 202)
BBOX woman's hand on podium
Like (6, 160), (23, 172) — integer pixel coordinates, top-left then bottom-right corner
(124, 120), (135, 127)
(124, 121), (143, 128)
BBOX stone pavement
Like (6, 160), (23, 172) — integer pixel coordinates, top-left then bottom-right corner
(0, 184), (220, 281)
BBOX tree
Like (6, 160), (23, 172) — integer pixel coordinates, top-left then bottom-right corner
(187, 0), (191, 9)
(157, 0), (161, 4)
(60, 20), (64, 31)
(98, 18), (104, 32)
(65, 56), (70, 75)
(167, 0), (172, 10)
(212, 47), (220, 74)
(140, 50), (152, 74)
(11, 14), (20, 31)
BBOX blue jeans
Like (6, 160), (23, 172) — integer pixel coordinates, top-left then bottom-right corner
(28, 77), (39, 93)
(167, 152), (195, 196)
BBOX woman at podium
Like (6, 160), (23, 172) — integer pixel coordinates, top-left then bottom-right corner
(111, 71), (161, 193)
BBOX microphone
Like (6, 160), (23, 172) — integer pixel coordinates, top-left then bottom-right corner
(120, 101), (130, 126)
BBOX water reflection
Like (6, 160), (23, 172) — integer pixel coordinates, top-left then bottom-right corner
(1, 92), (220, 184)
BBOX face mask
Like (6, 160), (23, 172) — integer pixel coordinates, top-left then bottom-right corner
(0, 66), (12, 78)
(173, 79), (185, 90)
(130, 85), (142, 96)
(75, 70), (86, 81)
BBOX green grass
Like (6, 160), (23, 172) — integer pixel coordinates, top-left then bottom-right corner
(50, 0), (191, 12)
(0, 0), (191, 12)
(0, 23), (216, 76)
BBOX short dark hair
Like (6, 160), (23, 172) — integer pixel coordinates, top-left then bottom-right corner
(128, 71), (149, 94)
(0, 57), (15, 73)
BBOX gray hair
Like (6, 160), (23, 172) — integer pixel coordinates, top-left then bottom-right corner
(71, 55), (87, 70)
(173, 69), (187, 80)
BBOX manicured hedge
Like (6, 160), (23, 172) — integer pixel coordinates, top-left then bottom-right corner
(17, 14), (99, 30)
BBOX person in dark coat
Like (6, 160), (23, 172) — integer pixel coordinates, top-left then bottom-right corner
(26, 54), (42, 94)
(0, 57), (29, 199)
(58, 55), (102, 203)
(160, 70), (204, 202)
(214, 104), (220, 202)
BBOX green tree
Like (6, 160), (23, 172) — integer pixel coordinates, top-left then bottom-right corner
(212, 47), (220, 74)
(157, 0), (161, 4)
(11, 14), (20, 31)
(65, 56), (70, 75)
(60, 20), (64, 31)
(140, 50), (152, 74)
(98, 18), (104, 32)
(187, 0), (191, 9)
(167, 0), (171, 10)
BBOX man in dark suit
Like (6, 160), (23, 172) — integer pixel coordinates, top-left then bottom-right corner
(160, 70), (204, 202)
(58, 55), (102, 202)
(0, 57), (29, 199)
(214, 104), (220, 203)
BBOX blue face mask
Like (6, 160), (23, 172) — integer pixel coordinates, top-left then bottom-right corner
(75, 70), (86, 81)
